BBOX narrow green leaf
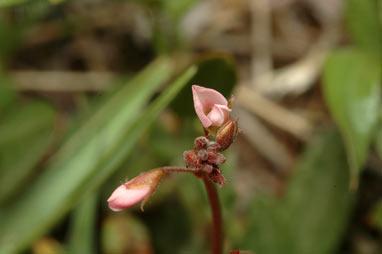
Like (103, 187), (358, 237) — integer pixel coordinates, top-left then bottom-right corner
(0, 101), (55, 146)
(346, 0), (381, 51)
(0, 101), (55, 204)
(0, 58), (177, 253)
(323, 48), (381, 184)
(81, 66), (197, 198)
(67, 193), (97, 254)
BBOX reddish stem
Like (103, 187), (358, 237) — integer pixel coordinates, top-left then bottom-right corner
(161, 167), (196, 174)
(161, 166), (223, 253)
(202, 174), (223, 254)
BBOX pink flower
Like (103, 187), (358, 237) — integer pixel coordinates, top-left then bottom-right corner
(107, 169), (164, 211)
(192, 85), (231, 128)
(107, 185), (150, 211)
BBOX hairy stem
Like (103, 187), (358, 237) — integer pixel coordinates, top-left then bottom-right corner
(202, 174), (223, 254)
(161, 166), (196, 174)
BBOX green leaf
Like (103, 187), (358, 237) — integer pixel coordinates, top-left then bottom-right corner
(286, 130), (353, 254)
(0, 0), (28, 7)
(346, 0), (381, 51)
(243, 198), (293, 254)
(67, 193), (97, 254)
(0, 100), (55, 204)
(244, 130), (354, 254)
(170, 57), (237, 117)
(323, 48), (381, 185)
(0, 68), (15, 110)
(370, 200), (382, 230)
(376, 124), (382, 159)
(0, 59), (196, 253)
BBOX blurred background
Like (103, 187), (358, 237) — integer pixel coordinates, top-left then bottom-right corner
(0, 0), (381, 253)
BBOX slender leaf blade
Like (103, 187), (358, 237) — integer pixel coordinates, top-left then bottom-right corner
(67, 193), (97, 254)
(0, 58), (174, 253)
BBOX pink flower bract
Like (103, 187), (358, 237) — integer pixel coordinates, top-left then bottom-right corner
(107, 184), (151, 211)
(107, 169), (164, 211)
(192, 85), (231, 128)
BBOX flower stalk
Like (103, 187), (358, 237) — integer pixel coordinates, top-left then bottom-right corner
(202, 173), (223, 254)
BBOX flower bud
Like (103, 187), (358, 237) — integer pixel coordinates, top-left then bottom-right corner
(202, 163), (213, 173)
(107, 169), (164, 211)
(215, 153), (226, 165)
(209, 167), (227, 186)
(197, 149), (208, 161)
(216, 120), (239, 150)
(207, 141), (221, 153)
(194, 136), (208, 151)
(184, 150), (197, 168)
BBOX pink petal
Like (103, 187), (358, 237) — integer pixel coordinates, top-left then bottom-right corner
(107, 184), (150, 211)
(192, 85), (229, 128)
(206, 105), (227, 127)
(210, 104), (231, 127)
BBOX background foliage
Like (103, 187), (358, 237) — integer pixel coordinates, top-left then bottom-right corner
(0, 0), (380, 253)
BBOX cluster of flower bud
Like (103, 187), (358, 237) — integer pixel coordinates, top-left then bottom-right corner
(183, 136), (228, 186)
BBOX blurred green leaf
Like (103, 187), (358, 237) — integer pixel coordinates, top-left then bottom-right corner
(150, 0), (200, 53)
(376, 125), (382, 159)
(0, 67), (15, 110)
(0, 101), (55, 146)
(0, 100), (55, 204)
(161, 0), (200, 20)
(0, 0), (28, 7)
(346, 0), (381, 51)
(0, 59), (196, 253)
(371, 200), (382, 230)
(171, 57), (237, 117)
(244, 130), (353, 254)
(0, 82), (15, 111)
(286, 130), (353, 254)
(0, 0), (54, 8)
(244, 198), (293, 254)
(323, 48), (381, 185)
(67, 193), (97, 254)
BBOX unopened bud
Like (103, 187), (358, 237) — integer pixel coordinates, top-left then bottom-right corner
(107, 169), (164, 212)
(197, 149), (208, 161)
(215, 153), (226, 165)
(216, 120), (239, 150)
(202, 163), (213, 173)
(209, 167), (227, 186)
(184, 150), (197, 168)
(207, 141), (221, 152)
(194, 136), (208, 151)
